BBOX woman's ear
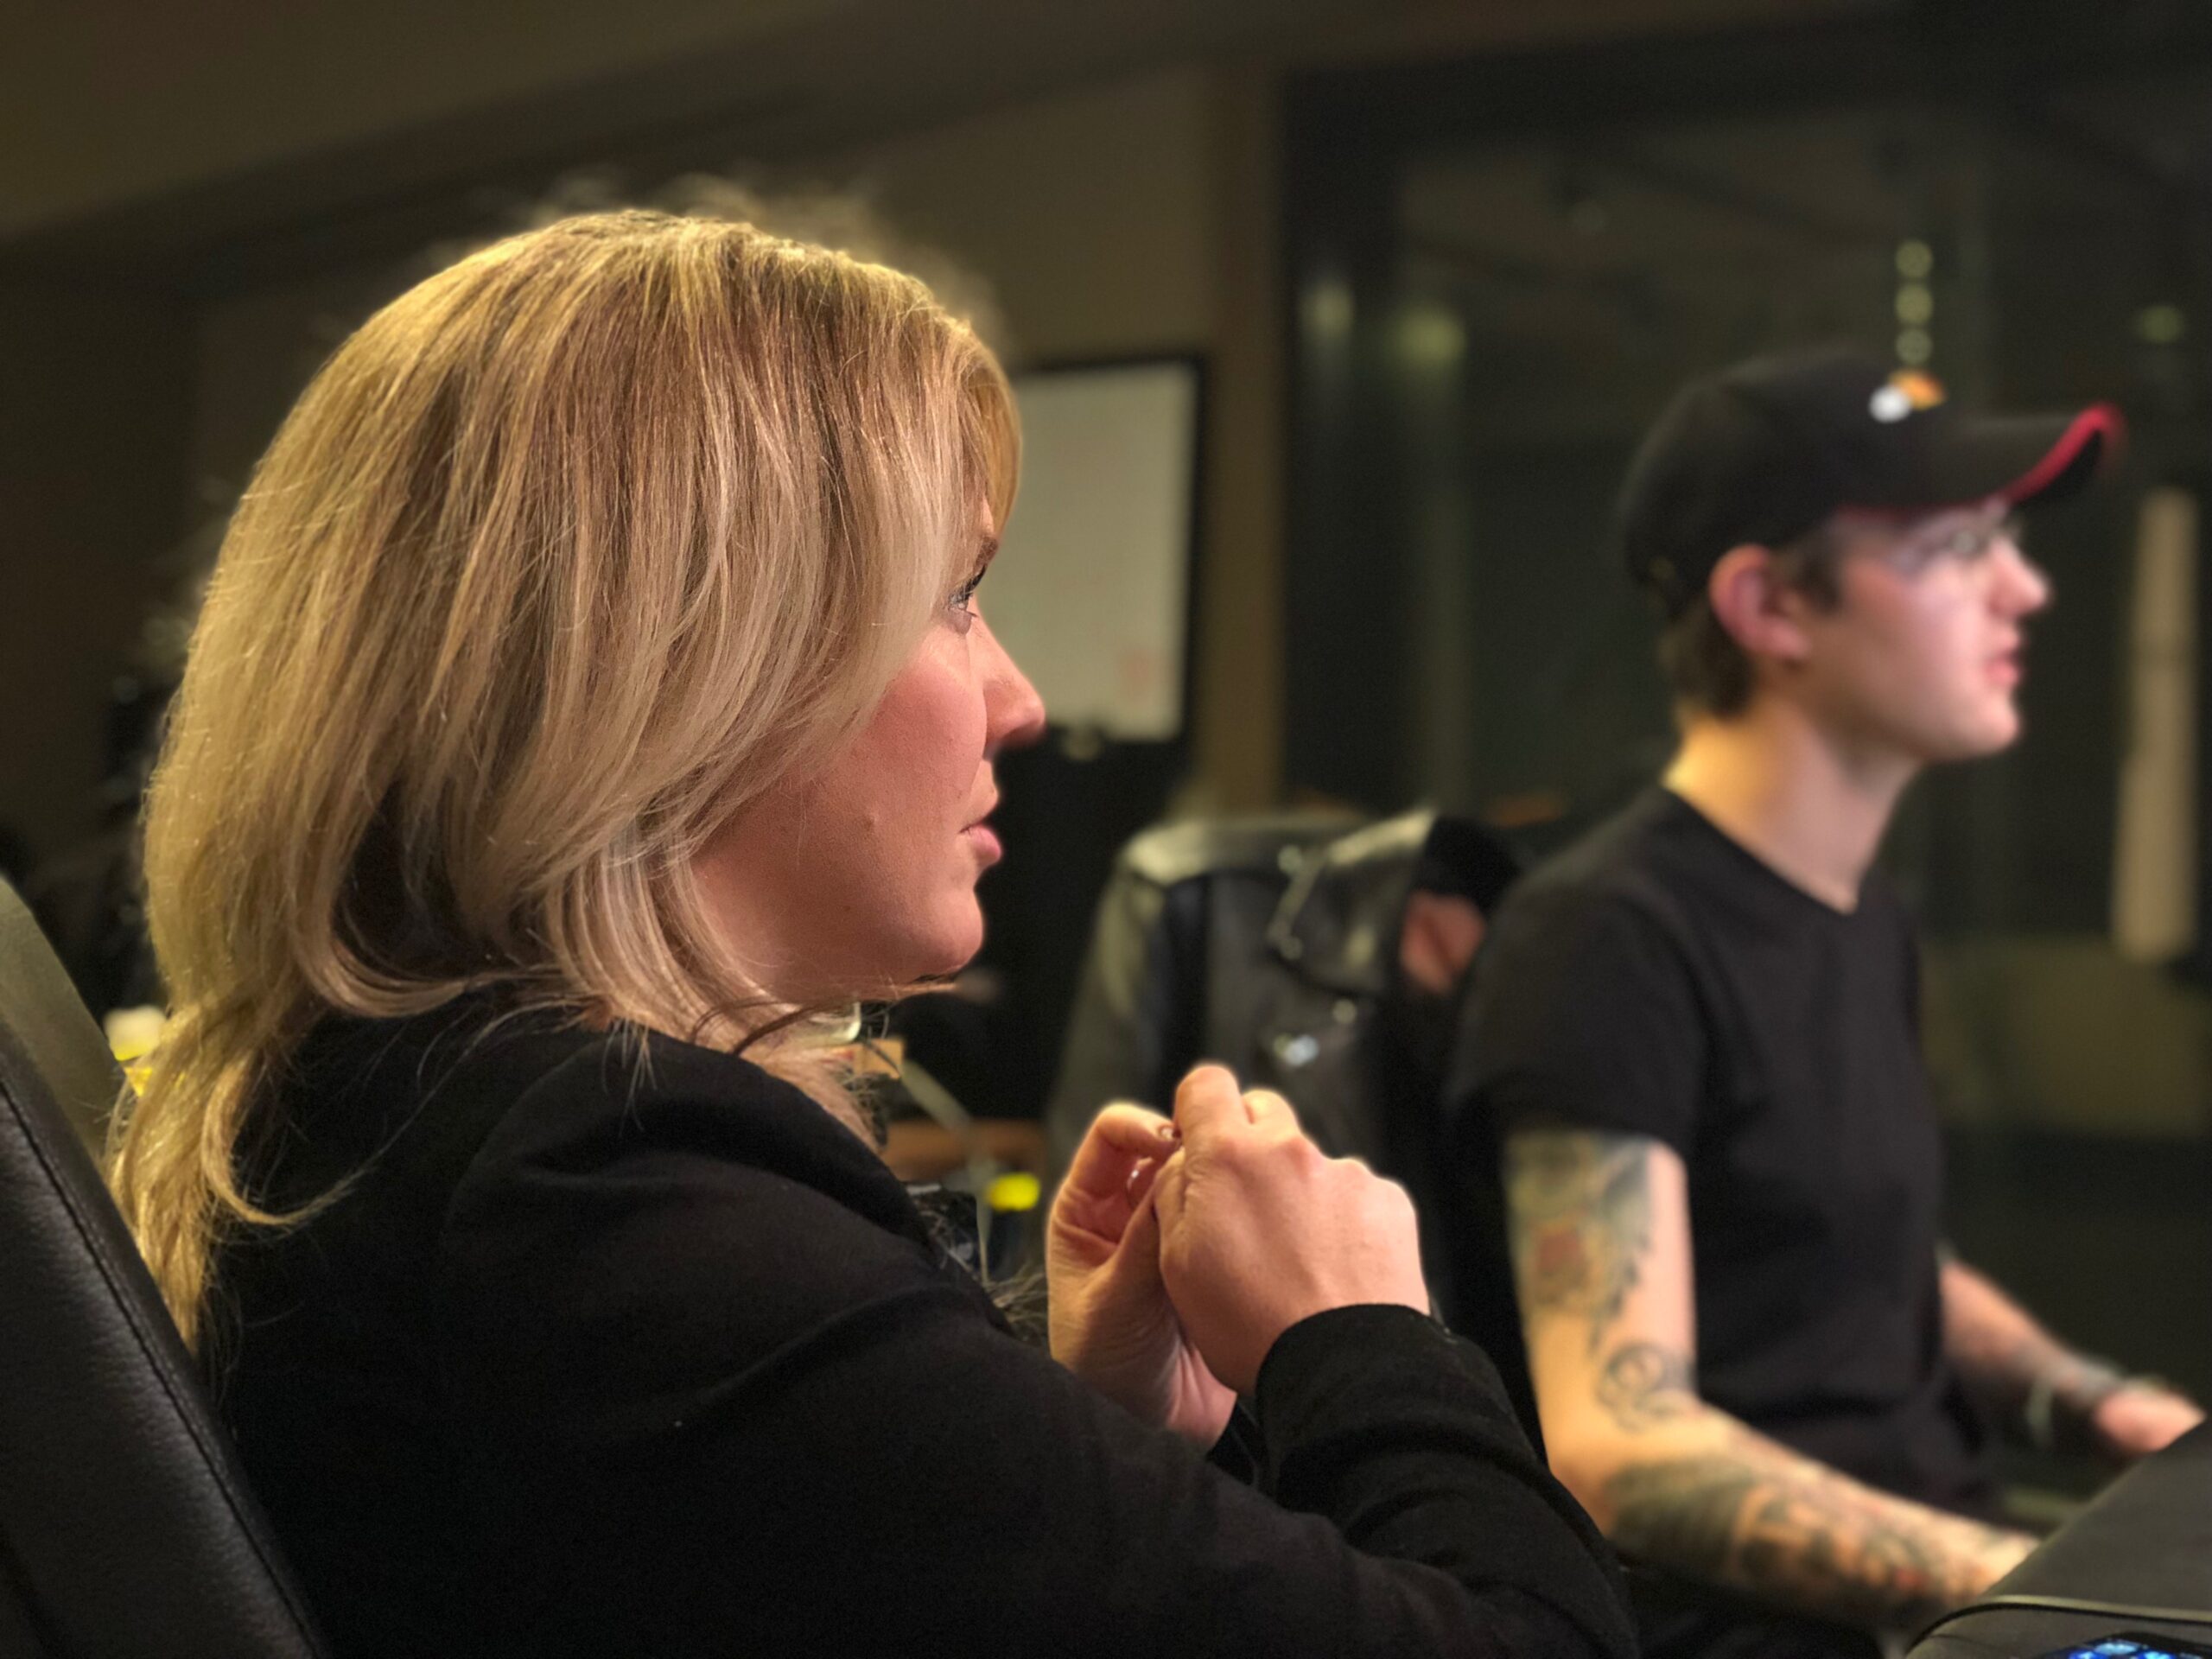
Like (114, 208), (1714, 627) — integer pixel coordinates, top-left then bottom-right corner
(1707, 543), (1813, 667)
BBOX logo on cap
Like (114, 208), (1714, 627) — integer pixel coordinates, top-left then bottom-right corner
(1869, 370), (1947, 423)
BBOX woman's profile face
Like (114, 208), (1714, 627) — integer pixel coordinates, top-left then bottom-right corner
(694, 505), (1045, 1003)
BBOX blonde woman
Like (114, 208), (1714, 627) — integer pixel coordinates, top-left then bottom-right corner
(111, 211), (1631, 1657)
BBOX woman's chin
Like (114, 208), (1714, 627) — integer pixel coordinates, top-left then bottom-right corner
(903, 907), (985, 985)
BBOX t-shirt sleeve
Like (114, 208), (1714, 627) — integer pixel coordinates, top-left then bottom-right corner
(435, 1051), (1636, 1659)
(1457, 882), (1707, 1155)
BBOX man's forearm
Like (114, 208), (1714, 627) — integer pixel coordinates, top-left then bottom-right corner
(1508, 1134), (2037, 1631)
(1940, 1258), (2127, 1452)
(1584, 1371), (2033, 1632)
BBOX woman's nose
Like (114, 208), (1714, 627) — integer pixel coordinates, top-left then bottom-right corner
(978, 617), (1046, 755)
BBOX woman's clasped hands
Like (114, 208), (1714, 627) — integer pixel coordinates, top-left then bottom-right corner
(1046, 1064), (1433, 1444)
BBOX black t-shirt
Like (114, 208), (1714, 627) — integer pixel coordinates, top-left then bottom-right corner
(209, 995), (1635, 1658)
(1458, 787), (1989, 1510)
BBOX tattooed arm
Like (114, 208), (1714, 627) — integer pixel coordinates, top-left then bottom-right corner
(1504, 1129), (2037, 1635)
(1941, 1255), (2202, 1461)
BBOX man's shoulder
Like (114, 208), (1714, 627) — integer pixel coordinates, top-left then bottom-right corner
(1456, 794), (1716, 1147)
(1493, 791), (1699, 936)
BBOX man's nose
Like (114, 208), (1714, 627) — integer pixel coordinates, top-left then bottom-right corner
(1991, 537), (2053, 616)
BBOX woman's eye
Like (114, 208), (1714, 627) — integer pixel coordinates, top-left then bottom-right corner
(947, 577), (981, 631)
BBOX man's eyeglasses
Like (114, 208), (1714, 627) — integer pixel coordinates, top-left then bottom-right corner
(1871, 513), (2024, 574)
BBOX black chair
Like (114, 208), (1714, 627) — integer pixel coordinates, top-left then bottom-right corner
(0, 878), (326, 1656)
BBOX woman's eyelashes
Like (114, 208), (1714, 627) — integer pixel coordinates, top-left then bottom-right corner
(947, 572), (983, 632)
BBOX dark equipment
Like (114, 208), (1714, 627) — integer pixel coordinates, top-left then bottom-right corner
(1910, 1421), (2212, 1659)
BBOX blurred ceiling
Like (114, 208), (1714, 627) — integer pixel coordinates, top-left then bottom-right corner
(1389, 41), (2212, 443)
(1, 0), (1872, 287)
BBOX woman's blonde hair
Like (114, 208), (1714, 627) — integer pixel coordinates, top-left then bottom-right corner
(110, 209), (1018, 1348)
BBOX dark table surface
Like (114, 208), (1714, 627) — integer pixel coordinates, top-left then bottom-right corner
(1911, 1421), (2212, 1659)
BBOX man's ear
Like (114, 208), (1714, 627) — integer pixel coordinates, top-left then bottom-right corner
(1707, 543), (1812, 666)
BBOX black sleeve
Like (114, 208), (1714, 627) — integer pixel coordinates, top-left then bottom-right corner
(1458, 883), (1707, 1156)
(1896, 893), (1926, 1045)
(1042, 860), (1189, 1184)
(437, 1053), (1637, 1659)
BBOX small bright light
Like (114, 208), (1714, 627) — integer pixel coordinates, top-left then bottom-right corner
(1303, 276), (1354, 340)
(2138, 302), (2187, 345)
(1897, 239), (1935, 279)
(1896, 283), (1934, 325)
(1897, 328), (1933, 365)
(1398, 304), (1465, 368)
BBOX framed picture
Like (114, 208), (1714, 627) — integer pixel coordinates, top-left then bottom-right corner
(992, 356), (1202, 742)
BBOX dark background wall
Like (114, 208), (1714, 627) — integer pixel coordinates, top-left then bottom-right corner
(0, 0), (1865, 873)
(0, 283), (194, 866)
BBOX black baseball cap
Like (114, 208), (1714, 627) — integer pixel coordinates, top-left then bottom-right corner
(1618, 347), (2123, 615)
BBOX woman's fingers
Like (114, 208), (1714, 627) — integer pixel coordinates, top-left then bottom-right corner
(1149, 1141), (1191, 1232)
(1125, 1154), (1164, 1211)
(1242, 1088), (1299, 1132)
(1084, 1103), (1179, 1157)
(1055, 1104), (1179, 1240)
(1173, 1065), (1300, 1139)
(1114, 1165), (1165, 1267)
(1172, 1064), (1248, 1145)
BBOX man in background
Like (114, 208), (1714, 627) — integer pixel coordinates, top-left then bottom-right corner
(1459, 348), (2202, 1657)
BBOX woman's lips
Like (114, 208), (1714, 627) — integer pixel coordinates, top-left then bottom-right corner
(963, 823), (1003, 863)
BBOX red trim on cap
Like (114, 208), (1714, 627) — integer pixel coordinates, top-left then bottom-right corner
(2003, 404), (2123, 504)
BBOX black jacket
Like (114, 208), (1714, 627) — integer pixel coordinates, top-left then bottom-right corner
(1049, 810), (1438, 1171)
(1044, 810), (1540, 1438)
(213, 995), (1635, 1658)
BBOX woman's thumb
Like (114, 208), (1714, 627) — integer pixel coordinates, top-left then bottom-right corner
(1105, 1179), (1166, 1287)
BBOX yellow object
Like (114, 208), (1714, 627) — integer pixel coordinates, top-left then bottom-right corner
(105, 1005), (168, 1096)
(985, 1171), (1042, 1213)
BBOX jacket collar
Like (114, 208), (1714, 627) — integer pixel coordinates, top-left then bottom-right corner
(1262, 809), (1438, 998)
